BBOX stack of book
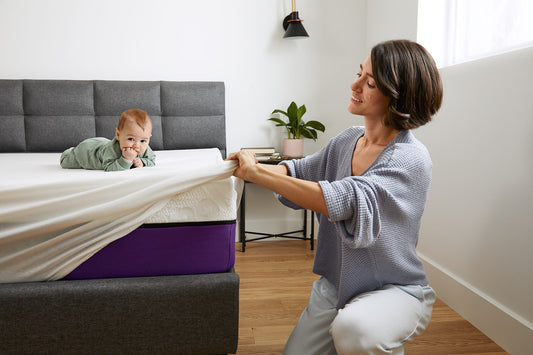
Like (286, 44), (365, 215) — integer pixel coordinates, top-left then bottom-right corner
(241, 147), (282, 162)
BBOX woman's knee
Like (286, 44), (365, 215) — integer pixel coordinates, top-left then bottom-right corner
(330, 308), (394, 354)
(329, 285), (435, 354)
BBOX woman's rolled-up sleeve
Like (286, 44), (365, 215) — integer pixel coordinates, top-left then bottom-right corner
(319, 144), (432, 249)
(319, 177), (381, 249)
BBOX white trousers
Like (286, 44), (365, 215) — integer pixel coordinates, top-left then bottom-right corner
(283, 277), (436, 355)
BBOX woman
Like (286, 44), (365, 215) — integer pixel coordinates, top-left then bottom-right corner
(228, 39), (443, 355)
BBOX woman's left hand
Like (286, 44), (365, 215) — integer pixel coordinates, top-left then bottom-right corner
(226, 150), (258, 181)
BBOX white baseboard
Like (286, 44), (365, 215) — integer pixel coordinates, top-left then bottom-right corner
(419, 253), (532, 355)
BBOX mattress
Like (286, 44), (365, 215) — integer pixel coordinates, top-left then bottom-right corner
(0, 148), (242, 282)
(64, 222), (236, 279)
(65, 151), (242, 279)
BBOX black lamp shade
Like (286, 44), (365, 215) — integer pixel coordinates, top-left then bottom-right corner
(283, 11), (309, 38)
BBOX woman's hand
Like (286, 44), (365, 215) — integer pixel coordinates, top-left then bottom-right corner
(227, 150), (328, 214)
(226, 149), (258, 181)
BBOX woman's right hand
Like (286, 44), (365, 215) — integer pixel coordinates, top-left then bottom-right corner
(226, 149), (258, 181)
(228, 150), (327, 214)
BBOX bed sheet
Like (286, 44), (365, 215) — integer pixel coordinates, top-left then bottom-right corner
(0, 148), (240, 283)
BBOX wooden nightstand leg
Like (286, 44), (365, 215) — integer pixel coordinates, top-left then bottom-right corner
(240, 183), (246, 252)
(303, 209), (308, 240)
(310, 211), (315, 250)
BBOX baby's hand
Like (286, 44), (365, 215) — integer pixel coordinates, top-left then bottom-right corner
(122, 147), (138, 162)
(132, 157), (144, 168)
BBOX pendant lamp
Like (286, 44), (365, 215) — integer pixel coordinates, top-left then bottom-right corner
(283, 0), (309, 38)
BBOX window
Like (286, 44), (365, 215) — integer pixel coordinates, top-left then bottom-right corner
(417, 0), (533, 68)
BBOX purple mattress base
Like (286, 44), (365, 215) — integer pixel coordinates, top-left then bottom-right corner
(64, 222), (236, 280)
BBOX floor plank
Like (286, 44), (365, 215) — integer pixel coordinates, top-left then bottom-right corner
(233, 240), (508, 355)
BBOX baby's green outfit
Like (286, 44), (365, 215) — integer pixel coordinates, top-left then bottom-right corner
(60, 137), (156, 171)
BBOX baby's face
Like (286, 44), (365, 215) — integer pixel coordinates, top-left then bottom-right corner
(116, 119), (152, 156)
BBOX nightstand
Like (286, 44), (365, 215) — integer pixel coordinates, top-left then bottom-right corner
(239, 159), (314, 252)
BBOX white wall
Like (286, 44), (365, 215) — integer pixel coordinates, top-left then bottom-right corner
(365, 0), (418, 50)
(415, 47), (533, 354)
(365, 1), (533, 353)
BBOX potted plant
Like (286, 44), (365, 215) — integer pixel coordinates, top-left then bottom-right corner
(268, 101), (325, 158)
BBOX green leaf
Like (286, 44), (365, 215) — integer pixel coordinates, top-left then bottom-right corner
(297, 105), (306, 120)
(300, 128), (318, 140)
(300, 129), (312, 139)
(271, 109), (288, 117)
(305, 120), (325, 132)
(287, 102), (298, 120)
(268, 117), (287, 126)
(288, 114), (298, 127)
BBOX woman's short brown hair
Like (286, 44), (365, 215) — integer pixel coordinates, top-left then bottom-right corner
(371, 40), (443, 130)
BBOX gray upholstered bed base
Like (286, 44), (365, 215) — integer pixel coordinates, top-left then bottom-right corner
(0, 272), (239, 355)
(0, 80), (238, 354)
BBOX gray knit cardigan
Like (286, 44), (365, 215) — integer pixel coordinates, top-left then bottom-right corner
(278, 126), (431, 308)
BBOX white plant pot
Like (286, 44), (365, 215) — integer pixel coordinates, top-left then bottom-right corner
(282, 138), (304, 158)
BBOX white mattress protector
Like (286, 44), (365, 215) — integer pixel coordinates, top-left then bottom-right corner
(146, 152), (242, 223)
(0, 148), (241, 283)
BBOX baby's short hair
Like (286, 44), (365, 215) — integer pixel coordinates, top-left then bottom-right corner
(118, 108), (152, 131)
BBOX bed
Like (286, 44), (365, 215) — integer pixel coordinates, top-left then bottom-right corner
(0, 80), (241, 355)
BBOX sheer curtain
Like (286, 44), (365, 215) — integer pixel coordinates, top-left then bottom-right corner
(417, 0), (533, 68)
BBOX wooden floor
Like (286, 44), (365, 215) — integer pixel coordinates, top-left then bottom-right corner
(233, 240), (508, 355)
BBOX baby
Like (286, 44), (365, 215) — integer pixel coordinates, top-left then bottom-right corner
(60, 108), (156, 171)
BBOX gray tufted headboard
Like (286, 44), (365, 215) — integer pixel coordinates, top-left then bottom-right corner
(0, 80), (226, 157)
